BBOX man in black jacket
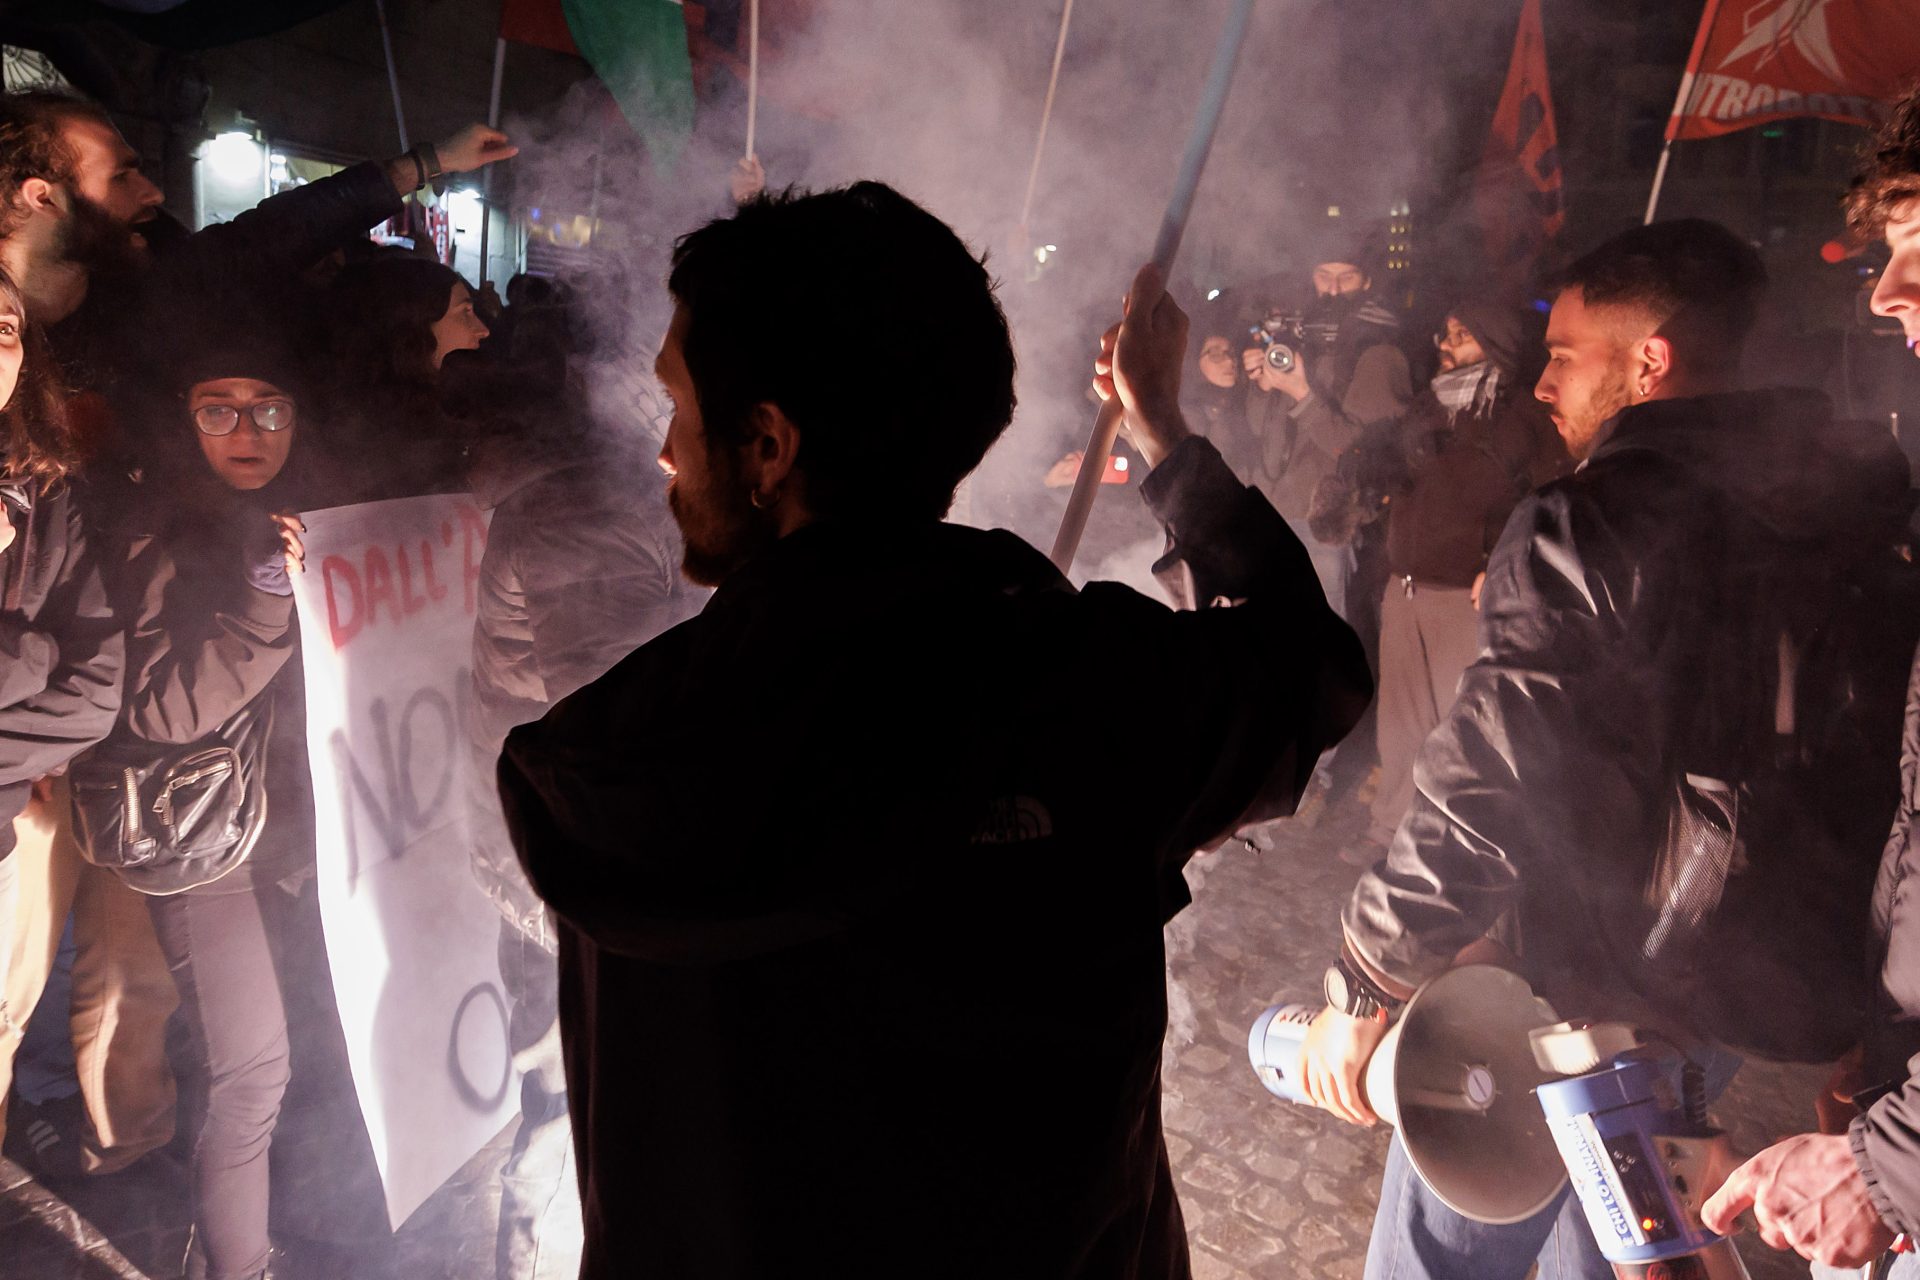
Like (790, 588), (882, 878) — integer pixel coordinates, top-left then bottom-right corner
(1699, 86), (1920, 1279)
(498, 183), (1371, 1278)
(1296, 219), (1919, 1280)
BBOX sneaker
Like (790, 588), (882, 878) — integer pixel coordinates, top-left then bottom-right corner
(3, 1091), (88, 1180)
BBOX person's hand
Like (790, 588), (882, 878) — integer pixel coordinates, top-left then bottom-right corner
(1818, 1045), (1869, 1136)
(731, 155), (766, 205)
(272, 513), (306, 578)
(1044, 451), (1083, 489)
(1470, 571), (1486, 611)
(1702, 1133), (1897, 1268)
(1300, 1005), (1388, 1125)
(1092, 262), (1190, 468)
(1243, 346), (1310, 400)
(434, 124), (519, 174)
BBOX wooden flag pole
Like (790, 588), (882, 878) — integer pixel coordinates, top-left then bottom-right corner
(1049, 0), (1256, 574)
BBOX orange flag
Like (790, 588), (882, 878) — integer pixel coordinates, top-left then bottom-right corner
(1473, 0), (1565, 278)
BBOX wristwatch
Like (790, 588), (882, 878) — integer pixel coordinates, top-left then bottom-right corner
(1324, 953), (1399, 1022)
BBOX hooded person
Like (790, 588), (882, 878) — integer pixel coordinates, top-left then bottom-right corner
(86, 318), (390, 1280)
(1359, 293), (1569, 853)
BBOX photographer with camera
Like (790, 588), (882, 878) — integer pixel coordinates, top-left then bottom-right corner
(1237, 234), (1413, 619)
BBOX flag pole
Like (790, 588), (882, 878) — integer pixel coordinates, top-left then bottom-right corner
(478, 35), (506, 288)
(1644, 0), (1723, 224)
(745, 0), (761, 160)
(1049, 0), (1256, 575)
(374, 0), (410, 152)
(1016, 0), (1077, 251)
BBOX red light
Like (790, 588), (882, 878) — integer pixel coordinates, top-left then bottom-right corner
(1641, 1217), (1657, 1231)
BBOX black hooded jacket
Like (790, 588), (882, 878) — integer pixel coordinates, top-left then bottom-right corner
(1346, 389), (1918, 1057)
(498, 438), (1370, 1278)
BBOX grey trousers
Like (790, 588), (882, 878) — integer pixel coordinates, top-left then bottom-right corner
(1369, 580), (1482, 845)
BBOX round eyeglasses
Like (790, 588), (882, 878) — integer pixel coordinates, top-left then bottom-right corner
(193, 400), (296, 437)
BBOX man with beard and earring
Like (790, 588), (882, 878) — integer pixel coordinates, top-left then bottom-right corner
(1358, 296), (1567, 864)
(1240, 234), (1413, 824)
(1293, 219), (1920, 1280)
(497, 183), (1372, 1278)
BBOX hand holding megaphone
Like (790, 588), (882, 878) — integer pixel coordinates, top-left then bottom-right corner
(1300, 1005), (1391, 1126)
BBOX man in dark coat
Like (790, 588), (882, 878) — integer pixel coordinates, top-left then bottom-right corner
(498, 183), (1371, 1278)
(1699, 86), (1920, 1280)
(1363, 295), (1567, 853)
(1296, 219), (1919, 1280)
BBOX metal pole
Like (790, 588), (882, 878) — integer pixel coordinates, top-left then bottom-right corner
(1049, 0), (1256, 574)
(1017, 0), (1076, 246)
(479, 35), (505, 287)
(374, 0), (410, 152)
(1645, 0), (1723, 224)
(745, 0), (761, 160)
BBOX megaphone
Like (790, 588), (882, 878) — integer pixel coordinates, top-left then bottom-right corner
(1248, 964), (1569, 1224)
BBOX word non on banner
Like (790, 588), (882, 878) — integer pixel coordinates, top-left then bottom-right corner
(290, 494), (515, 1230)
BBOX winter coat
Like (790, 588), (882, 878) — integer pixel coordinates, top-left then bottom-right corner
(465, 439), (700, 943)
(108, 491), (311, 884)
(1855, 642), (1920, 1235)
(1383, 381), (1567, 587)
(497, 438), (1371, 1279)
(0, 480), (124, 856)
(1241, 301), (1414, 520)
(1344, 389), (1918, 1055)
(53, 161), (402, 404)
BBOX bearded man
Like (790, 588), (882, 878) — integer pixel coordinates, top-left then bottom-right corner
(498, 182), (1370, 1278)
(1295, 218), (1920, 1280)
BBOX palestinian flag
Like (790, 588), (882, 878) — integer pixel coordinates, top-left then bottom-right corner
(503, 0), (694, 170)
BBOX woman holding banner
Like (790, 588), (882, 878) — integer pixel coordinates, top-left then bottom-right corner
(78, 325), (384, 1280)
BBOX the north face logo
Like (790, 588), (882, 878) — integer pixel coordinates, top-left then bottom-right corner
(969, 796), (1054, 845)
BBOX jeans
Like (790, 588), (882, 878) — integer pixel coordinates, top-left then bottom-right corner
(1364, 1048), (1741, 1280)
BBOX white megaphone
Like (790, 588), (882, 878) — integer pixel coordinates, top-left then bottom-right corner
(1248, 964), (1570, 1224)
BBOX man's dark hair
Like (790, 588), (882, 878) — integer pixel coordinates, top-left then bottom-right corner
(1847, 85), (1920, 240)
(0, 91), (116, 238)
(1557, 219), (1765, 373)
(668, 181), (1016, 522)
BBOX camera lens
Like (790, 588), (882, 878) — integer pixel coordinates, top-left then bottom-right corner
(1266, 344), (1297, 374)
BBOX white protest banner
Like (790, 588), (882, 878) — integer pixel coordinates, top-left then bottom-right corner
(289, 493), (516, 1229)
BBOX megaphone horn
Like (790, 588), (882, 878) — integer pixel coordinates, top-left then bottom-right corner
(1248, 964), (1569, 1225)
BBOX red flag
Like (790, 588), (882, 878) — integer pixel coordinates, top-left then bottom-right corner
(1473, 0), (1565, 277)
(1665, 0), (1920, 141)
(500, 0), (579, 56)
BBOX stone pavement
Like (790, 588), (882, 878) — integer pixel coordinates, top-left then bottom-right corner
(0, 794), (1836, 1279)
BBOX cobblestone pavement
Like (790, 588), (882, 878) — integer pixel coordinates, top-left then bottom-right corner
(0, 794), (1837, 1279)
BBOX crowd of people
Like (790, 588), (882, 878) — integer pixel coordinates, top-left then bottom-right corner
(0, 66), (1918, 1280)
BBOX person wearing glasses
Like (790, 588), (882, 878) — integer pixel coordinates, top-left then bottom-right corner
(97, 330), (319, 1280)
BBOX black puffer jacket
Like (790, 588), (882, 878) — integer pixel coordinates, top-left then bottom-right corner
(498, 438), (1371, 1279)
(0, 479), (123, 856)
(1345, 389), (1918, 1058)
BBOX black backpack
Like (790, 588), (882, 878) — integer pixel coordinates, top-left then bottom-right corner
(70, 699), (272, 896)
